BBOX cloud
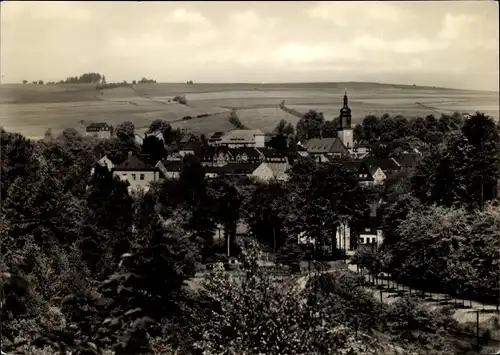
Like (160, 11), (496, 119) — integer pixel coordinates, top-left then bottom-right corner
(438, 13), (475, 40)
(306, 2), (411, 25)
(4, 2), (92, 22)
(164, 8), (210, 25)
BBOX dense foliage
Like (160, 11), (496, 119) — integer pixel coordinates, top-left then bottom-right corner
(1, 109), (499, 354)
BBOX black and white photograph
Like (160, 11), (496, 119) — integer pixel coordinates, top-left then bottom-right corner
(1, 1), (499, 354)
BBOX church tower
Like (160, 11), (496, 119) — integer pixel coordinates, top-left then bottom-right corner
(338, 90), (353, 150)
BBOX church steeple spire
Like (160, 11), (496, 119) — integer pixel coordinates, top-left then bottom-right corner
(339, 90), (352, 129)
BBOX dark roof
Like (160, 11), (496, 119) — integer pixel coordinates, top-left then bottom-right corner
(395, 153), (422, 168)
(257, 148), (286, 159)
(354, 141), (371, 148)
(180, 133), (197, 144)
(231, 147), (262, 159)
(160, 160), (183, 172)
(363, 156), (400, 172)
(217, 163), (261, 174)
(339, 161), (374, 181)
(209, 132), (225, 140)
(180, 142), (201, 151)
(114, 154), (156, 171)
(303, 138), (348, 154)
(86, 122), (111, 130)
(137, 154), (159, 166)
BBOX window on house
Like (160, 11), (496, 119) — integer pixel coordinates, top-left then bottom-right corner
(360, 237), (365, 244)
(132, 174), (136, 180)
(122, 174), (127, 177)
(140, 174), (145, 180)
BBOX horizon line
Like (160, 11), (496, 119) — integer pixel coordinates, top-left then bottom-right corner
(1, 80), (498, 93)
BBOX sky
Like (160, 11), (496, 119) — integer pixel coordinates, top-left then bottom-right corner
(1, 1), (499, 91)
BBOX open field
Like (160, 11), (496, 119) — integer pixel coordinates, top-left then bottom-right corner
(0, 83), (498, 139)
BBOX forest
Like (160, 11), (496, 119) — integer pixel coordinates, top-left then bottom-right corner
(1, 110), (499, 354)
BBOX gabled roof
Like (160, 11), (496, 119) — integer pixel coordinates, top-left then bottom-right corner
(303, 137), (348, 154)
(218, 129), (265, 144)
(363, 156), (401, 172)
(395, 153), (422, 168)
(339, 160), (374, 181)
(218, 163), (261, 174)
(114, 154), (157, 171)
(265, 162), (289, 179)
(180, 133), (197, 144)
(209, 131), (225, 139)
(257, 148), (287, 159)
(137, 154), (159, 166)
(180, 142), (201, 151)
(158, 160), (183, 172)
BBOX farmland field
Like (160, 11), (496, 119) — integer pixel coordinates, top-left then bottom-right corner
(0, 83), (498, 139)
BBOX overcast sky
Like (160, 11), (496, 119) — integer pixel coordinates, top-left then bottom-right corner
(1, 1), (498, 90)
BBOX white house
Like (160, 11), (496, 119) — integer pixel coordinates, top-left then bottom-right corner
(90, 155), (114, 175)
(369, 166), (387, 186)
(251, 162), (289, 182)
(113, 152), (161, 193)
(149, 130), (165, 143)
(84, 122), (113, 139)
(216, 129), (266, 148)
(134, 133), (144, 146)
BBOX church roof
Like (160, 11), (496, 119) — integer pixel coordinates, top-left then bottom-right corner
(303, 137), (348, 154)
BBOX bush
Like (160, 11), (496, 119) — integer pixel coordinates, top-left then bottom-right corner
(228, 109), (247, 129)
(179, 241), (388, 355)
(182, 116), (192, 120)
(173, 95), (187, 105)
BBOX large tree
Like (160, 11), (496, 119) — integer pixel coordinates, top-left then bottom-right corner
(412, 113), (500, 210)
(115, 121), (135, 141)
(288, 158), (369, 255)
(296, 110), (325, 142)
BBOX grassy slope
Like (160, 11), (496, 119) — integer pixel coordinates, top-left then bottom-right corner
(0, 82), (498, 138)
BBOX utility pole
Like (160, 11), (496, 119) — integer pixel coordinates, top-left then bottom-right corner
(273, 227), (276, 254)
(476, 310), (480, 351)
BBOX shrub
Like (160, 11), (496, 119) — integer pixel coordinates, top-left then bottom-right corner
(173, 95), (187, 105)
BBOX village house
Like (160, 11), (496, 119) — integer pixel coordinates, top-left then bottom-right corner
(252, 161), (290, 182)
(113, 152), (161, 193)
(363, 156), (401, 184)
(256, 148), (288, 163)
(337, 160), (375, 186)
(207, 131), (225, 145)
(156, 160), (182, 179)
(180, 132), (199, 145)
(90, 155), (114, 175)
(393, 150), (423, 170)
(178, 142), (200, 157)
(148, 130), (165, 143)
(302, 137), (349, 162)
(214, 129), (266, 148)
(84, 122), (113, 139)
(351, 142), (371, 159)
(134, 133), (145, 146)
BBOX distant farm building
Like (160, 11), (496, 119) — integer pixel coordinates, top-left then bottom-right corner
(84, 122), (113, 139)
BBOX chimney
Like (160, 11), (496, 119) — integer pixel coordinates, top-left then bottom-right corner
(128, 151), (133, 157)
